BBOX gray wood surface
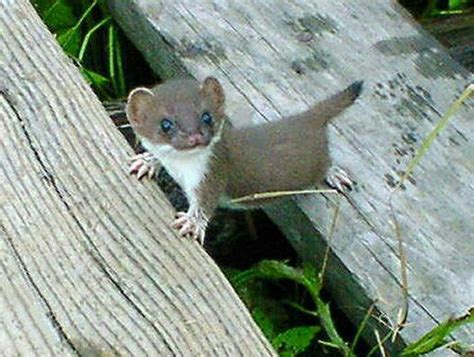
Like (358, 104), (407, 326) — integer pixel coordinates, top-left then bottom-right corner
(109, 0), (474, 352)
(0, 1), (275, 355)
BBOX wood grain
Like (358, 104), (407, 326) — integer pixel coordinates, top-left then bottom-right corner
(109, 0), (474, 352)
(0, 1), (275, 355)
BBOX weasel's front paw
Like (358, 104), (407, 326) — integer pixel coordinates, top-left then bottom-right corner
(326, 166), (355, 192)
(128, 152), (158, 180)
(172, 211), (208, 245)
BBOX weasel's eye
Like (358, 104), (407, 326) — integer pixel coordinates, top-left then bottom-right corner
(201, 112), (213, 125)
(160, 118), (174, 133)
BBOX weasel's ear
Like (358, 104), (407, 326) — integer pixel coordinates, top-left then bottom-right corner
(201, 77), (225, 116)
(126, 87), (154, 125)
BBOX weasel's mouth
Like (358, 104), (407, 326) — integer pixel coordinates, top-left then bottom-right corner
(185, 133), (208, 148)
(182, 142), (208, 151)
(171, 134), (211, 152)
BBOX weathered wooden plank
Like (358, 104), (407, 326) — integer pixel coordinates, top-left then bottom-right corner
(0, 1), (275, 355)
(109, 0), (474, 352)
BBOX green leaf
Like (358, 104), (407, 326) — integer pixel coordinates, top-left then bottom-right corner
(230, 261), (355, 356)
(113, 26), (127, 97)
(402, 309), (474, 356)
(256, 260), (307, 285)
(318, 301), (354, 356)
(449, 0), (461, 10)
(302, 262), (321, 298)
(54, 0), (99, 57)
(273, 326), (320, 355)
(78, 16), (111, 62)
(43, 0), (76, 31)
(225, 268), (290, 340)
(252, 306), (278, 339)
(252, 260), (321, 298)
(80, 68), (110, 88)
(57, 27), (82, 56)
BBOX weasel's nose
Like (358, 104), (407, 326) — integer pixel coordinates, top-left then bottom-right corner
(187, 133), (205, 147)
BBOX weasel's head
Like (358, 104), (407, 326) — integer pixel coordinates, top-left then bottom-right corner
(127, 77), (226, 153)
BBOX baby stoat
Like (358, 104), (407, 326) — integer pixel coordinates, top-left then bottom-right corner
(127, 77), (363, 244)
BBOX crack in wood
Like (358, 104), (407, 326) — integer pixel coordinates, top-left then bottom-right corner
(0, 215), (80, 355)
(1, 90), (58, 189)
(1, 90), (176, 355)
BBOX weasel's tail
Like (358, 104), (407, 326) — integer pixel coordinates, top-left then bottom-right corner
(303, 80), (363, 127)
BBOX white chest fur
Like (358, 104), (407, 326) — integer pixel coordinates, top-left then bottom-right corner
(141, 138), (212, 197)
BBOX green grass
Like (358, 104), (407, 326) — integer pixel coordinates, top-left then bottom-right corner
(32, 0), (157, 100)
(403, 309), (474, 355)
(230, 260), (353, 356)
(401, 0), (474, 18)
(424, 0), (474, 17)
(228, 258), (474, 356)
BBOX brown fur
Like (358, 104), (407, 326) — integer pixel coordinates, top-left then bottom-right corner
(127, 77), (362, 237)
(226, 82), (362, 199)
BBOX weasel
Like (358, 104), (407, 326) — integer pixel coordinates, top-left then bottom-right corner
(127, 77), (363, 244)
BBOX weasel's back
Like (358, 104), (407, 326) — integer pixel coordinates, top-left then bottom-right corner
(226, 81), (362, 198)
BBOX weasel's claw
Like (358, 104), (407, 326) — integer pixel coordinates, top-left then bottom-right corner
(129, 159), (144, 174)
(137, 164), (150, 179)
(148, 165), (156, 179)
(179, 223), (193, 237)
(172, 211), (207, 245)
(172, 213), (189, 228)
(326, 166), (354, 192)
(128, 152), (158, 180)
